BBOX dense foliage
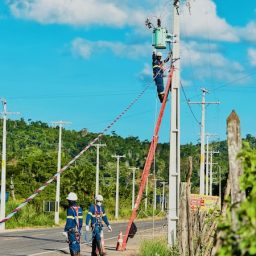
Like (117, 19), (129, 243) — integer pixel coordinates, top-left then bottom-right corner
(0, 118), (231, 227)
(217, 141), (256, 256)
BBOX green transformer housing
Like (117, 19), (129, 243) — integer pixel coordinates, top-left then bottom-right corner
(152, 27), (167, 49)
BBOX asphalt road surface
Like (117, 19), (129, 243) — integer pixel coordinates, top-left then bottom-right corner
(0, 219), (166, 256)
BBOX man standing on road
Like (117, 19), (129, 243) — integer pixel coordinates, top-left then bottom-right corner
(64, 192), (83, 256)
(85, 195), (112, 256)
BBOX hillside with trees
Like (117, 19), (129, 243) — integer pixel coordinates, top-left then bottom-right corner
(1, 118), (253, 228)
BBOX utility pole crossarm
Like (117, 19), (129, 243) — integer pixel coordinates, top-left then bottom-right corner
(188, 101), (220, 105)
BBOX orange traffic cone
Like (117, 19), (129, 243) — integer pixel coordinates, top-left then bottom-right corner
(95, 230), (106, 255)
(116, 231), (123, 251)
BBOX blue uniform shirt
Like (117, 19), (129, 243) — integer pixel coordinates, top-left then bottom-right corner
(64, 205), (83, 232)
(86, 204), (109, 227)
(152, 52), (170, 79)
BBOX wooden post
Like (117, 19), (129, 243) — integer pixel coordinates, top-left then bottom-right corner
(187, 157), (193, 256)
(227, 110), (245, 227)
(212, 110), (245, 255)
(211, 174), (231, 255)
(179, 182), (187, 256)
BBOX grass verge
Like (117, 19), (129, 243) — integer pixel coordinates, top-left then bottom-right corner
(139, 237), (179, 256)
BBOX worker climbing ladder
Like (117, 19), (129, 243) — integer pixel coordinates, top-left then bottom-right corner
(121, 65), (175, 250)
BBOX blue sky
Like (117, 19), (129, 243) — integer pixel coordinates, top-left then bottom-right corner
(0, 0), (255, 144)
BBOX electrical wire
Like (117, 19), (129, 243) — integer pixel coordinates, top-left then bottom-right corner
(180, 81), (201, 125)
(0, 84), (151, 224)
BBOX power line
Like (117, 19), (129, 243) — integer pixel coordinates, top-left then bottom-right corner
(180, 81), (201, 125)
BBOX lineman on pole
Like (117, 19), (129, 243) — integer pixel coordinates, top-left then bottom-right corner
(152, 50), (172, 103)
(64, 192), (83, 256)
(86, 195), (112, 256)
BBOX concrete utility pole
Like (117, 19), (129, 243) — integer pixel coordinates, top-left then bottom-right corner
(145, 177), (149, 211)
(209, 151), (219, 196)
(129, 167), (139, 210)
(169, 0), (180, 246)
(205, 133), (218, 195)
(153, 178), (158, 210)
(93, 144), (106, 196)
(10, 174), (15, 200)
(112, 154), (125, 219)
(218, 165), (222, 207)
(160, 181), (166, 212)
(0, 99), (19, 231)
(189, 89), (220, 195)
(52, 121), (70, 225)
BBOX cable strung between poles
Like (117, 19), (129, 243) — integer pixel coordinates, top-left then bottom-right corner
(0, 85), (150, 224)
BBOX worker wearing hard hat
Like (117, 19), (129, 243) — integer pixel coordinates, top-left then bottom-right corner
(152, 50), (171, 103)
(64, 192), (83, 256)
(86, 195), (112, 256)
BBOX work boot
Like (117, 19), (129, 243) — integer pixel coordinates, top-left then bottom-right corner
(158, 93), (165, 103)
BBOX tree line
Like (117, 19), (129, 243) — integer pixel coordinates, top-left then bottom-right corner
(1, 118), (254, 224)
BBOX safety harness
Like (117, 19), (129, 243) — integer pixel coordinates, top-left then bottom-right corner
(94, 205), (103, 226)
(70, 206), (81, 242)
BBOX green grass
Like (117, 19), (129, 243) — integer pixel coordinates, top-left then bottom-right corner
(139, 238), (179, 256)
(6, 200), (57, 229)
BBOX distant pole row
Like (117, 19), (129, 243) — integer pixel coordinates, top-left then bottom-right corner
(189, 88), (220, 195)
(112, 154), (125, 219)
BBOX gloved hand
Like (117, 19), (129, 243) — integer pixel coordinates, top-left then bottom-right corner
(108, 225), (112, 232)
(62, 231), (68, 238)
(85, 225), (90, 232)
(62, 232), (68, 243)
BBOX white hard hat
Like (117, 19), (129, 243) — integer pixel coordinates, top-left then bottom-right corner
(156, 52), (162, 57)
(66, 192), (78, 201)
(95, 195), (103, 202)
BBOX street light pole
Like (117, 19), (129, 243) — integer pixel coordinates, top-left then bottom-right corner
(160, 181), (166, 212)
(153, 178), (158, 210)
(129, 167), (139, 210)
(210, 150), (219, 196)
(93, 144), (106, 196)
(52, 121), (70, 225)
(112, 154), (125, 219)
(205, 133), (218, 195)
(0, 99), (19, 231)
(145, 177), (149, 211)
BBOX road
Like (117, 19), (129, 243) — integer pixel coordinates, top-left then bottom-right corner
(0, 219), (166, 256)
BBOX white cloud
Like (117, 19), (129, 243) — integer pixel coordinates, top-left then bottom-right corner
(138, 63), (152, 82)
(7, 0), (147, 27)
(248, 48), (256, 66)
(181, 41), (243, 70)
(71, 38), (151, 59)
(237, 22), (256, 42)
(181, 0), (239, 42)
(181, 40), (245, 83)
(7, 0), (255, 44)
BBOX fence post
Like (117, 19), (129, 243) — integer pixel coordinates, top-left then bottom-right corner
(179, 182), (187, 255)
(227, 110), (245, 228)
